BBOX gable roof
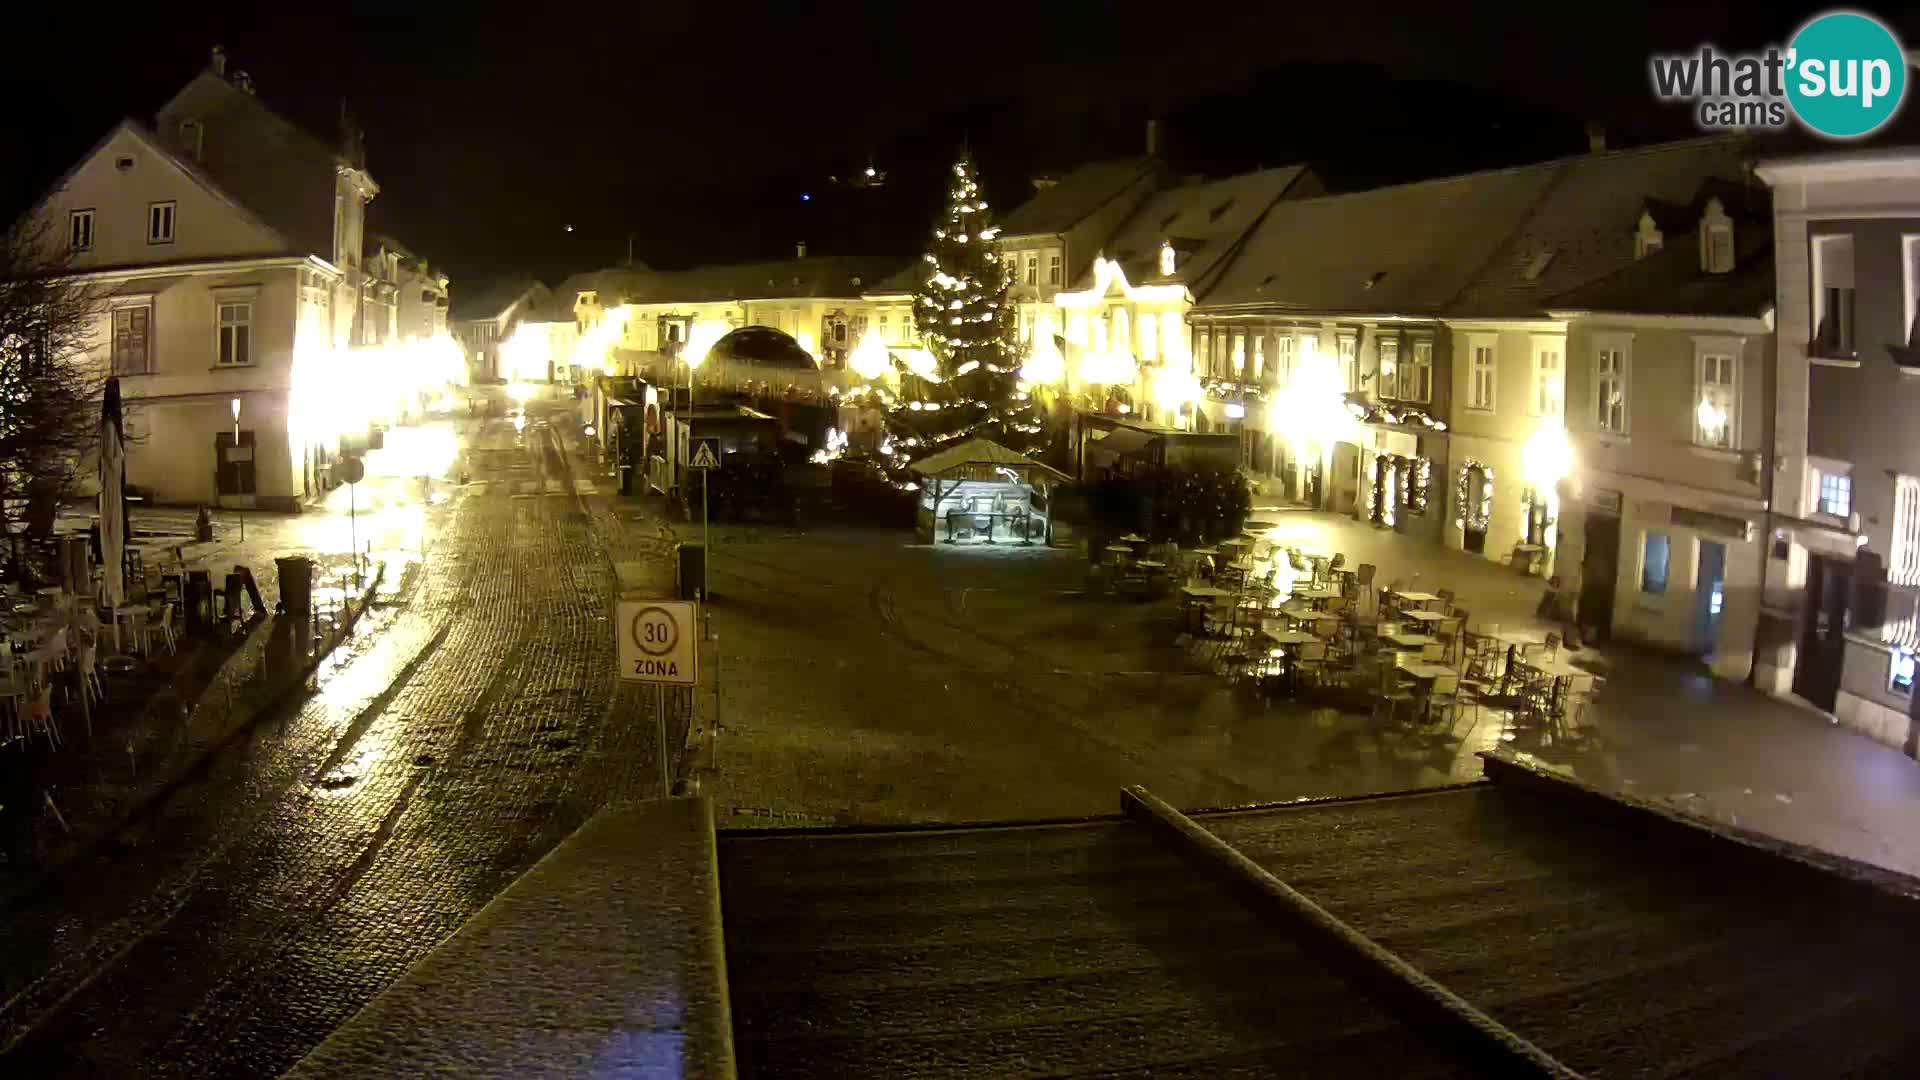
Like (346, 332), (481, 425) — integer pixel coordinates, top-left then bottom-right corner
(1548, 225), (1774, 319)
(16, 118), (292, 252)
(631, 255), (907, 307)
(1201, 135), (1762, 320)
(908, 436), (1070, 479)
(996, 157), (1160, 238)
(155, 70), (351, 178)
(1088, 165), (1312, 301)
(1202, 164), (1556, 314)
(449, 276), (548, 323)
(1445, 135), (1759, 317)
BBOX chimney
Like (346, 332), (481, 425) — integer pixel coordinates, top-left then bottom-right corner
(796, 241), (807, 259)
(210, 45), (227, 78)
(1586, 122), (1607, 153)
(233, 70), (254, 95)
(1146, 117), (1163, 156)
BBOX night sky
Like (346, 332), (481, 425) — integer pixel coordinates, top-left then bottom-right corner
(2, 2), (1902, 292)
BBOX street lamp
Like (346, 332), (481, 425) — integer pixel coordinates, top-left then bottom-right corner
(230, 397), (241, 441)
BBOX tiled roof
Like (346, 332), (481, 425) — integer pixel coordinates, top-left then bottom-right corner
(1090, 166), (1312, 301)
(995, 157), (1160, 238)
(447, 276), (546, 322)
(1446, 135), (1759, 317)
(1548, 227), (1774, 318)
(1202, 135), (1763, 320)
(635, 255), (908, 306)
(1202, 165), (1557, 314)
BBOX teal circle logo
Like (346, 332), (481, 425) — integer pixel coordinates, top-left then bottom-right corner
(1786, 11), (1908, 138)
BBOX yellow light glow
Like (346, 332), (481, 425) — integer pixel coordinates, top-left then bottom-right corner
(1522, 421), (1574, 490)
(1078, 349), (1134, 386)
(1150, 363), (1200, 417)
(508, 382), (538, 403)
(1021, 331), (1065, 385)
(571, 305), (627, 377)
(1696, 398), (1728, 442)
(682, 319), (730, 370)
(849, 328), (891, 380)
(501, 323), (550, 383)
(1265, 339), (1357, 460)
(902, 348), (940, 381)
(1057, 256), (1189, 308)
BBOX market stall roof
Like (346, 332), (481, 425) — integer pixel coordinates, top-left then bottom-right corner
(1085, 425), (1155, 461)
(908, 437), (1070, 481)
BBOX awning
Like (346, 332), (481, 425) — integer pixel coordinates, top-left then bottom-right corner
(1085, 426), (1154, 464)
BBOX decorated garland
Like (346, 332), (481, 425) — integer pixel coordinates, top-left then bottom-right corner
(1454, 460), (1493, 531)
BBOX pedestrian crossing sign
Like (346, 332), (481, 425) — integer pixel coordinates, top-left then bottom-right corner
(688, 438), (720, 469)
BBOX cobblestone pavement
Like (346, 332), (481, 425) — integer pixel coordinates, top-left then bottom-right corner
(0, 399), (675, 1075)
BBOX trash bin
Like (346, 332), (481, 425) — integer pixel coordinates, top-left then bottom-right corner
(185, 570), (215, 635)
(276, 556), (315, 617)
(677, 543), (705, 601)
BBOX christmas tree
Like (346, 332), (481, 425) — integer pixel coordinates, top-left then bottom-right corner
(912, 153), (1018, 402)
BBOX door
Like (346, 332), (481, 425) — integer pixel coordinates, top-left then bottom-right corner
(1461, 464), (1491, 554)
(215, 431), (256, 496)
(1578, 513), (1621, 640)
(1794, 554), (1852, 710)
(1695, 540), (1727, 658)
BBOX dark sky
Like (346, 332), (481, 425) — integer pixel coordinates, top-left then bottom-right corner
(2, 2), (1900, 291)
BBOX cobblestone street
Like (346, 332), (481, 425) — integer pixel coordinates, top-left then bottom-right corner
(0, 401), (674, 1074)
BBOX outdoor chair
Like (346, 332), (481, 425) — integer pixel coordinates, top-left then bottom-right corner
(1417, 672), (1461, 725)
(21, 682), (58, 749)
(1351, 562), (1377, 611)
(1436, 588), (1457, 615)
(1532, 631), (1562, 662)
(1372, 663), (1415, 723)
(1436, 613), (1466, 665)
(1293, 640), (1329, 690)
(145, 602), (178, 656)
(76, 640), (104, 707)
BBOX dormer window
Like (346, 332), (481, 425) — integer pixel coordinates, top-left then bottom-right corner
(1635, 211), (1664, 259)
(1158, 240), (1176, 277)
(1700, 198), (1734, 275)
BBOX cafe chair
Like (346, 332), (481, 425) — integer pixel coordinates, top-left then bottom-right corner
(1373, 664), (1415, 723)
(1534, 631), (1561, 662)
(145, 602), (178, 656)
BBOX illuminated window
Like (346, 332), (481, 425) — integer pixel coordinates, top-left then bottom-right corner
(1273, 334), (1296, 388)
(1251, 335), (1265, 380)
(1894, 475), (1920, 587)
(1694, 346), (1737, 448)
(69, 209), (94, 251)
(1138, 313), (1157, 361)
(1025, 255), (1038, 286)
(1230, 330), (1245, 376)
(1337, 332), (1357, 392)
(147, 201), (175, 244)
(1640, 531), (1670, 594)
(1048, 253), (1062, 285)
(1819, 471), (1851, 517)
(1892, 650), (1916, 696)
(1376, 336), (1399, 399)
(217, 302), (252, 366)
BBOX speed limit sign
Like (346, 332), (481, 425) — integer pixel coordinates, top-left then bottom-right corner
(616, 600), (696, 684)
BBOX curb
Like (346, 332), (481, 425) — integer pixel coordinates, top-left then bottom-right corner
(0, 562), (388, 912)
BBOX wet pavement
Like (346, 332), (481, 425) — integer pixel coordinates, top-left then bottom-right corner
(0, 399), (674, 1074)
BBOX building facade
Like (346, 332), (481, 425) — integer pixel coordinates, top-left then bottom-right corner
(1756, 149), (1920, 752)
(451, 278), (550, 383)
(20, 50), (387, 510)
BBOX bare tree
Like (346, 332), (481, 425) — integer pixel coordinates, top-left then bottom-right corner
(0, 221), (105, 580)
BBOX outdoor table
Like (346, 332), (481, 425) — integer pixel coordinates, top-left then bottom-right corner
(1134, 559), (1167, 571)
(1188, 547), (1219, 556)
(1219, 537), (1251, 551)
(1383, 631), (1436, 651)
(1386, 589), (1442, 610)
(1400, 608), (1445, 624)
(1395, 659), (1456, 682)
(1180, 584), (1230, 633)
(1260, 625), (1320, 646)
(1495, 630), (1545, 648)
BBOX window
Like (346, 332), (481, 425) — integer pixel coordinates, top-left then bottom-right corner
(1530, 337), (1563, 418)
(69, 209), (94, 251)
(1274, 334), (1296, 388)
(1337, 333), (1357, 392)
(1818, 471), (1852, 517)
(1904, 235), (1920, 347)
(1892, 650), (1916, 696)
(1251, 334), (1265, 381)
(1230, 330), (1246, 376)
(1706, 226), (1733, 274)
(1048, 253), (1062, 285)
(1376, 336), (1399, 399)
(1138, 313), (1157, 361)
(1641, 532), (1671, 594)
(1595, 337), (1629, 433)
(1812, 233), (1856, 357)
(217, 302), (253, 366)
(147, 201), (175, 244)
(1404, 339), (1433, 402)
(1694, 345), (1737, 448)
(1025, 255), (1038, 287)
(878, 314), (890, 342)
(111, 305), (151, 375)
(1468, 337), (1496, 412)
(1893, 475), (1920, 587)
(1194, 329), (1210, 375)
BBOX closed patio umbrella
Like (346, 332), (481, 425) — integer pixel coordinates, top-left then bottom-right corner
(99, 377), (125, 613)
